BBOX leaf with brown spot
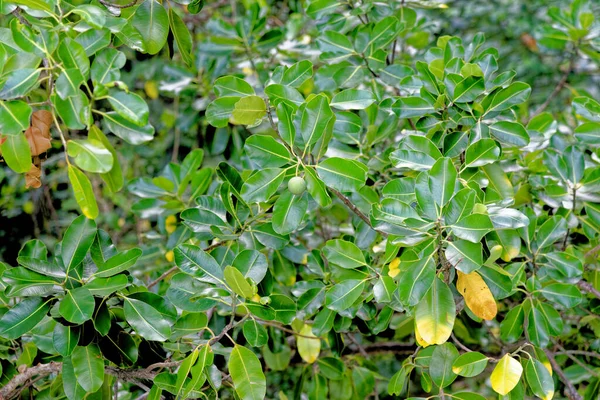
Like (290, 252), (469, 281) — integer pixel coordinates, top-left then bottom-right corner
(25, 110), (53, 156)
(456, 270), (498, 320)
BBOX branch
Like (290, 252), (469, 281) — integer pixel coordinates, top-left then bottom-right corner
(0, 362), (62, 399)
(0, 312), (246, 399)
(328, 187), (388, 237)
(577, 280), (600, 299)
(527, 51), (577, 122)
(544, 349), (582, 400)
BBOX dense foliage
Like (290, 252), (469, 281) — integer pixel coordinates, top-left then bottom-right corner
(1, 0), (600, 399)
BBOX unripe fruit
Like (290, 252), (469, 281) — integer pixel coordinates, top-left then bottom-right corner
(288, 176), (306, 195)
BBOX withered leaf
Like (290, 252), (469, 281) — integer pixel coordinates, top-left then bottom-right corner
(25, 110), (53, 156)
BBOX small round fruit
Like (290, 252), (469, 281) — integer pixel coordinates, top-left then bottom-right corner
(288, 176), (307, 195)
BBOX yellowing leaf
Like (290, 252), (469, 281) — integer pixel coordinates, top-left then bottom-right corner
(456, 271), (498, 320)
(491, 354), (523, 395)
(415, 278), (455, 345)
(297, 324), (320, 363)
(388, 257), (401, 278)
(414, 322), (430, 348)
(165, 215), (177, 234)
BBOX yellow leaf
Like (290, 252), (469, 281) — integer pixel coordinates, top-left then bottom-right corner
(165, 215), (177, 234)
(297, 324), (320, 364)
(144, 81), (159, 99)
(456, 271), (498, 320)
(165, 250), (174, 263)
(388, 257), (401, 278)
(415, 278), (455, 345)
(491, 354), (523, 395)
(414, 322), (430, 348)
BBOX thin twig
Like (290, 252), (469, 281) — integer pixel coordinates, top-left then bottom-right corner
(578, 280), (600, 299)
(544, 349), (582, 400)
(527, 51), (577, 122)
(328, 187), (388, 237)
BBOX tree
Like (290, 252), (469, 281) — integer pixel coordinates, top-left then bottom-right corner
(0, 0), (599, 399)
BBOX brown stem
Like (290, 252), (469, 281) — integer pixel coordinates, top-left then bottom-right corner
(577, 280), (600, 299)
(544, 349), (582, 400)
(328, 187), (388, 237)
(527, 51), (577, 122)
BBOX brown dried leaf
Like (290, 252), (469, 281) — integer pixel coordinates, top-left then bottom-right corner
(25, 110), (53, 156)
(25, 164), (42, 189)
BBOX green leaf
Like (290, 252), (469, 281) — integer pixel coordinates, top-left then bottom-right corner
(393, 97), (434, 118)
(0, 68), (40, 99)
(168, 8), (193, 67)
(0, 100), (31, 135)
(300, 94), (334, 151)
(59, 287), (95, 324)
(429, 343), (459, 388)
(132, 0), (169, 55)
(0, 133), (31, 173)
(61, 214), (97, 274)
(452, 76), (485, 103)
(316, 157), (367, 192)
(90, 48), (126, 85)
(224, 265), (254, 298)
(103, 111), (155, 144)
(174, 244), (225, 285)
(452, 352), (488, 377)
(325, 279), (366, 312)
(398, 255), (436, 306)
(539, 283), (582, 308)
(67, 139), (114, 173)
(72, 344), (104, 393)
(465, 139), (500, 167)
(322, 239), (366, 269)
(574, 122), (600, 145)
(272, 191), (308, 235)
(415, 278), (455, 345)
(489, 121), (530, 147)
(68, 165), (100, 219)
(388, 365), (410, 396)
(243, 319), (268, 347)
(123, 297), (171, 341)
(483, 81), (531, 116)
(53, 323), (80, 356)
(107, 89), (149, 126)
(245, 135), (292, 168)
(88, 125), (123, 192)
(229, 345), (266, 400)
(451, 214), (494, 243)
(281, 60), (313, 88)
(241, 168), (286, 203)
(330, 89), (376, 110)
(230, 95), (266, 127)
(525, 358), (554, 400)
(214, 76), (254, 97)
(535, 216), (567, 251)
(95, 248), (142, 277)
(55, 68), (85, 99)
(445, 240), (483, 273)
(429, 157), (457, 208)
(84, 275), (129, 296)
(0, 298), (50, 339)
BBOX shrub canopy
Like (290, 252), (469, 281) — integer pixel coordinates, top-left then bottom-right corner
(0, 0), (600, 399)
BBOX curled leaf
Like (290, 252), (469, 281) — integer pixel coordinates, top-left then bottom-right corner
(24, 110), (53, 156)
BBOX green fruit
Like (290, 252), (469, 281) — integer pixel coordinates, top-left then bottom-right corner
(288, 176), (306, 195)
